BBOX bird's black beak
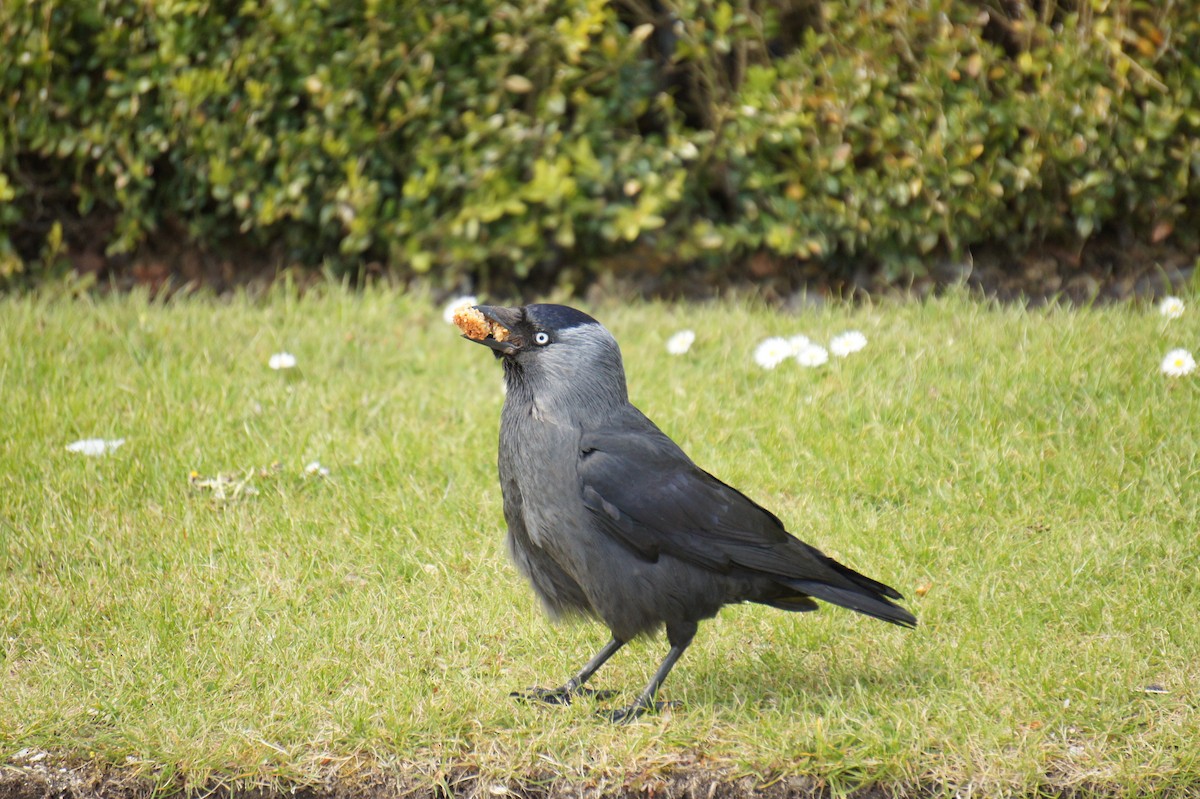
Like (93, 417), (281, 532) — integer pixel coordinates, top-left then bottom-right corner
(468, 305), (522, 356)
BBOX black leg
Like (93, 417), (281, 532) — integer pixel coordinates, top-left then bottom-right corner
(565, 636), (625, 691)
(513, 637), (625, 705)
(608, 622), (696, 723)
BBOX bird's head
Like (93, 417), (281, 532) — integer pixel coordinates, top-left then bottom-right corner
(456, 303), (629, 410)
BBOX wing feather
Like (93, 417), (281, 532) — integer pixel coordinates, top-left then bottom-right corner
(579, 422), (832, 581)
(577, 415), (914, 629)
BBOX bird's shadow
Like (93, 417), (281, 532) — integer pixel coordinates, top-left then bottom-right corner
(668, 620), (938, 715)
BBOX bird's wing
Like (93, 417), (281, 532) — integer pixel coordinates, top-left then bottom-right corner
(578, 420), (819, 577)
(578, 414), (915, 627)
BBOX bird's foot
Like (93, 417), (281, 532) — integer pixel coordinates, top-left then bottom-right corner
(604, 699), (681, 724)
(511, 686), (617, 706)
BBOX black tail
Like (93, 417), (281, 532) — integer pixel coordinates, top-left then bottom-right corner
(783, 547), (917, 627)
(786, 579), (917, 627)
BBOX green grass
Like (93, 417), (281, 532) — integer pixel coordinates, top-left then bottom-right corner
(2, 285), (1198, 797)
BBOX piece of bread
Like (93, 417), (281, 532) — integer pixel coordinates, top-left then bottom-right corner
(453, 305), (510, 342)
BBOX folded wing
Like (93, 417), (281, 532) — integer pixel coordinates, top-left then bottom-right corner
(578, 418), (916, 627)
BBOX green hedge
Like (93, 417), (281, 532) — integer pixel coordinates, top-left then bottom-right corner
(2, 0), (1198, 288)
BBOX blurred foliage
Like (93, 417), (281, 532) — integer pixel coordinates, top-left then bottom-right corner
(1, 0), (1198, 289)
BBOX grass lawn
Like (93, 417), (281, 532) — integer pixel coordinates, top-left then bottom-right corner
(1, 285), (1198, 798)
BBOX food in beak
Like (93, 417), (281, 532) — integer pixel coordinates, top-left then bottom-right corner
(453, 305), (511, 342)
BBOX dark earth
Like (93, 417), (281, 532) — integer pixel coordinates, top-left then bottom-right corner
(33, 211), (1198, 306)
(0, 756), (1124, 799)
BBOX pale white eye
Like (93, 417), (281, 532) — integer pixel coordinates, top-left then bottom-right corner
(533, 331), (551, 346)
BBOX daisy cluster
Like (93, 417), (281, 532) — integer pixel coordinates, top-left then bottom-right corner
(752, 330), (866, 369)
(1157, 296), (1195, 378)
(661, 326), (866, 368)
(662, 323), (868, 367)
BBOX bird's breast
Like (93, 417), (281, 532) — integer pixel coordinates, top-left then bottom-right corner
(500, 416), (586, 554)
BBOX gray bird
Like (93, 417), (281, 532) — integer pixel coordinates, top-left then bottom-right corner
(461, 303), (915, 721)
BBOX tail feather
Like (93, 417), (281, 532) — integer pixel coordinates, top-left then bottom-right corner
(787, 579), (917, 628)
(803, 542), (905, 600)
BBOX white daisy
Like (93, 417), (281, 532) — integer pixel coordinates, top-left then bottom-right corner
(795, 342), (829, 368)
(1159, 296), (1185, 320)
(786, 335), (811, 356)
(442, 294), (478, 324)
(666, 330), (696, 355)
(268, 352), (297, 370)
(66, 438), (125, 456)
(1161, 348), (1196, 377)
(754, 337), (792, 369)
(830, 330), (868, 357)
(305, 460), (330, 477)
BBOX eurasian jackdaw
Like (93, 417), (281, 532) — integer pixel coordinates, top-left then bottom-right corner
(458, 303), (915, 721)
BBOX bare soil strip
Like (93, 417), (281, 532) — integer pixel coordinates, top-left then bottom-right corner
(0, 762), (1142, 799)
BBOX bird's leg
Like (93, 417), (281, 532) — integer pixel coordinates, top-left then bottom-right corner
(607, 622), (696, 723)
(513, 637), (624, 705)
(563, 636), (625, 694)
